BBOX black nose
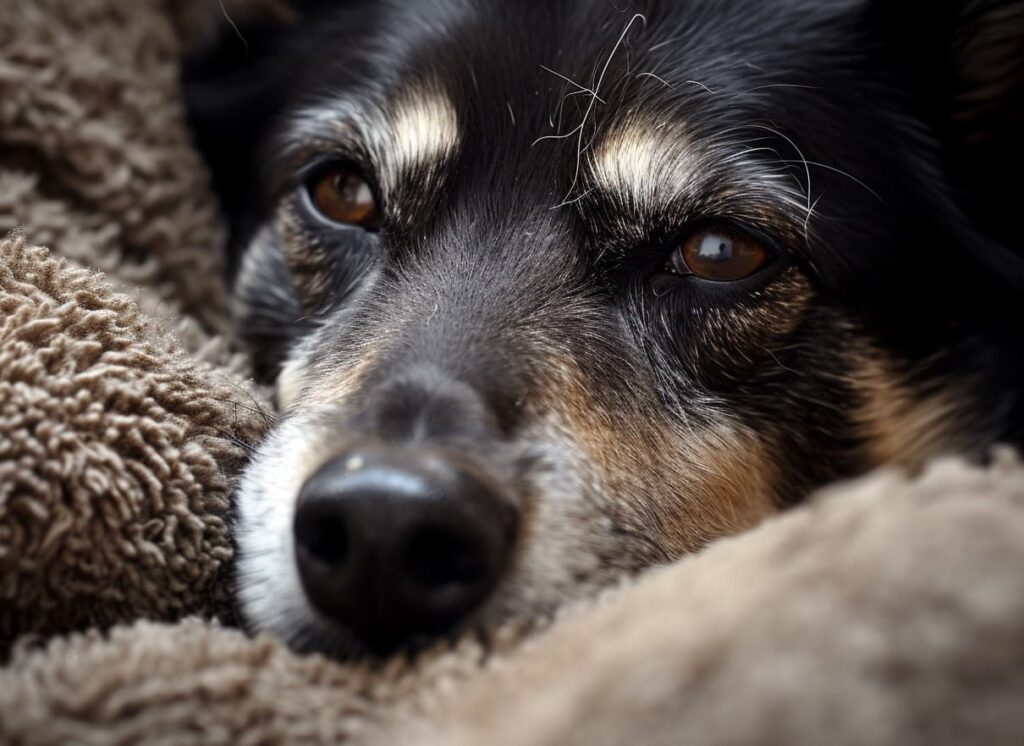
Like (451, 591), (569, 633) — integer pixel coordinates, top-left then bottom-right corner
(293, 446), (517, 651)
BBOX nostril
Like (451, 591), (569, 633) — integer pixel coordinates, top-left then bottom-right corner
(403, 526), (488, 589)
(295, 507), (350, 567)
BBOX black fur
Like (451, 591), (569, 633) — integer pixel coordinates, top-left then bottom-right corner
(186, 0), (1024, 449)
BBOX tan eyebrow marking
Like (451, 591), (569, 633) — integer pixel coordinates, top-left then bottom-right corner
(590, 116), (814, 238)
(386, 87), (460, 179)
(590, 119), (701, 210)
(288, 83), (460, 201)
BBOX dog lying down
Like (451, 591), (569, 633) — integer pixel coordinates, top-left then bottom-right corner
(184, 0), (1024, 657)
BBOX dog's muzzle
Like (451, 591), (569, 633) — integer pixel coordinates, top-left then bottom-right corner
(291, 366), (521, 652)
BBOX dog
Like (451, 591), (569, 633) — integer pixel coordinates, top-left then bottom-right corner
(184, 0), (1024, 656)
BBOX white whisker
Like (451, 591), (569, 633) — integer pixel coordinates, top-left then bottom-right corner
(217, 0), (248, 53)
(534, 13), (647, 208)
(778, 159), (884, 203)
(636, 71), (675, 89)
(748, 123), (814, 218)
(684, 79), (717, 94)
(539, 64), (607, 103)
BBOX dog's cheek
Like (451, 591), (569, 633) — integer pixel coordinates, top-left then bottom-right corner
(274, 340), (378, 413)
(531, 359), (779, 569)
(846, 342), (978, 471)
(277, 202), (337, 313)
(662, 270), (815, 387)
(483, 429), (627, 618)
(651, 427), (780, 553)
(232, 222), (305, 380)
(276, 356), (306, 410)
(574, 415), (780, 559)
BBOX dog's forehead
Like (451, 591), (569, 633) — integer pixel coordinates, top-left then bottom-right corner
(272, 0), (892, 284)
(285, 0), (865, 193)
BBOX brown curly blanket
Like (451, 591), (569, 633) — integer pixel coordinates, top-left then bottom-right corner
(1, 1), (1023, 744)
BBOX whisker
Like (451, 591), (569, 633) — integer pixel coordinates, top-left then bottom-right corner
(747, 123), (814, 220)
(636, 71), (675, 89)
(217, 0), (248, 54)
(533, 13), (647, 208)
(684, 79), (717, 94)
(744, 83), (823, 93)
(777, 159), (884, 203)
(539, 64), (607, 103)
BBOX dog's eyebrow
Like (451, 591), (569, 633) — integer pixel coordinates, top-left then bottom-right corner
(386, 90), (460, 182)
(589, 119), (812, 235)
(283, 85), (460, 199)
(590, 123), (701, 211)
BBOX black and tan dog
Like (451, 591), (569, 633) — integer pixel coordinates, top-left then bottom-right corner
(185, 0), (1024, 656)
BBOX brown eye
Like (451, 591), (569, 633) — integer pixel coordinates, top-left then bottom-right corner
(668, 228), (770, 282)
(307, 166), (380, 229)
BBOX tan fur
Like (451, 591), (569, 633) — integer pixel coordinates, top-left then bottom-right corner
(275, 352), (382, 501)
(591, 121), (699, 210)
(543, 358), (777, 557)
(953, 1), (1024, 135)
(851, 352), (970, 470)
(304, 350), (380, 408)
(275, 354), (382, 491)
(589, 116), (811, 238)
(385, 87), (460, 181)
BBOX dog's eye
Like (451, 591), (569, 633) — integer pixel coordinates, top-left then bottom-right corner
(666, 228), (769, 282)
(307, 165), (381, 230)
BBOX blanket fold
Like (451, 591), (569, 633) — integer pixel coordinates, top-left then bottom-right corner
(0, 234), (266, 647)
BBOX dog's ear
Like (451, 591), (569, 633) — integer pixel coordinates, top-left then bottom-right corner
(867, 0), (1024, 289)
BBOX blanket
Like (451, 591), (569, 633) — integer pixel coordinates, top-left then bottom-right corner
(1, 1), (1022, 744)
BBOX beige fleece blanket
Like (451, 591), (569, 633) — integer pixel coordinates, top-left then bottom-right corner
(1, 1), (1023, 744)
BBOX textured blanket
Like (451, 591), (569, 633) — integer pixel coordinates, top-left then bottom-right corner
(1, 1), (1023, 744)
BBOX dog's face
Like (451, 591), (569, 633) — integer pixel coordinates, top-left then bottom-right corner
(187, 0), (1024, 655)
